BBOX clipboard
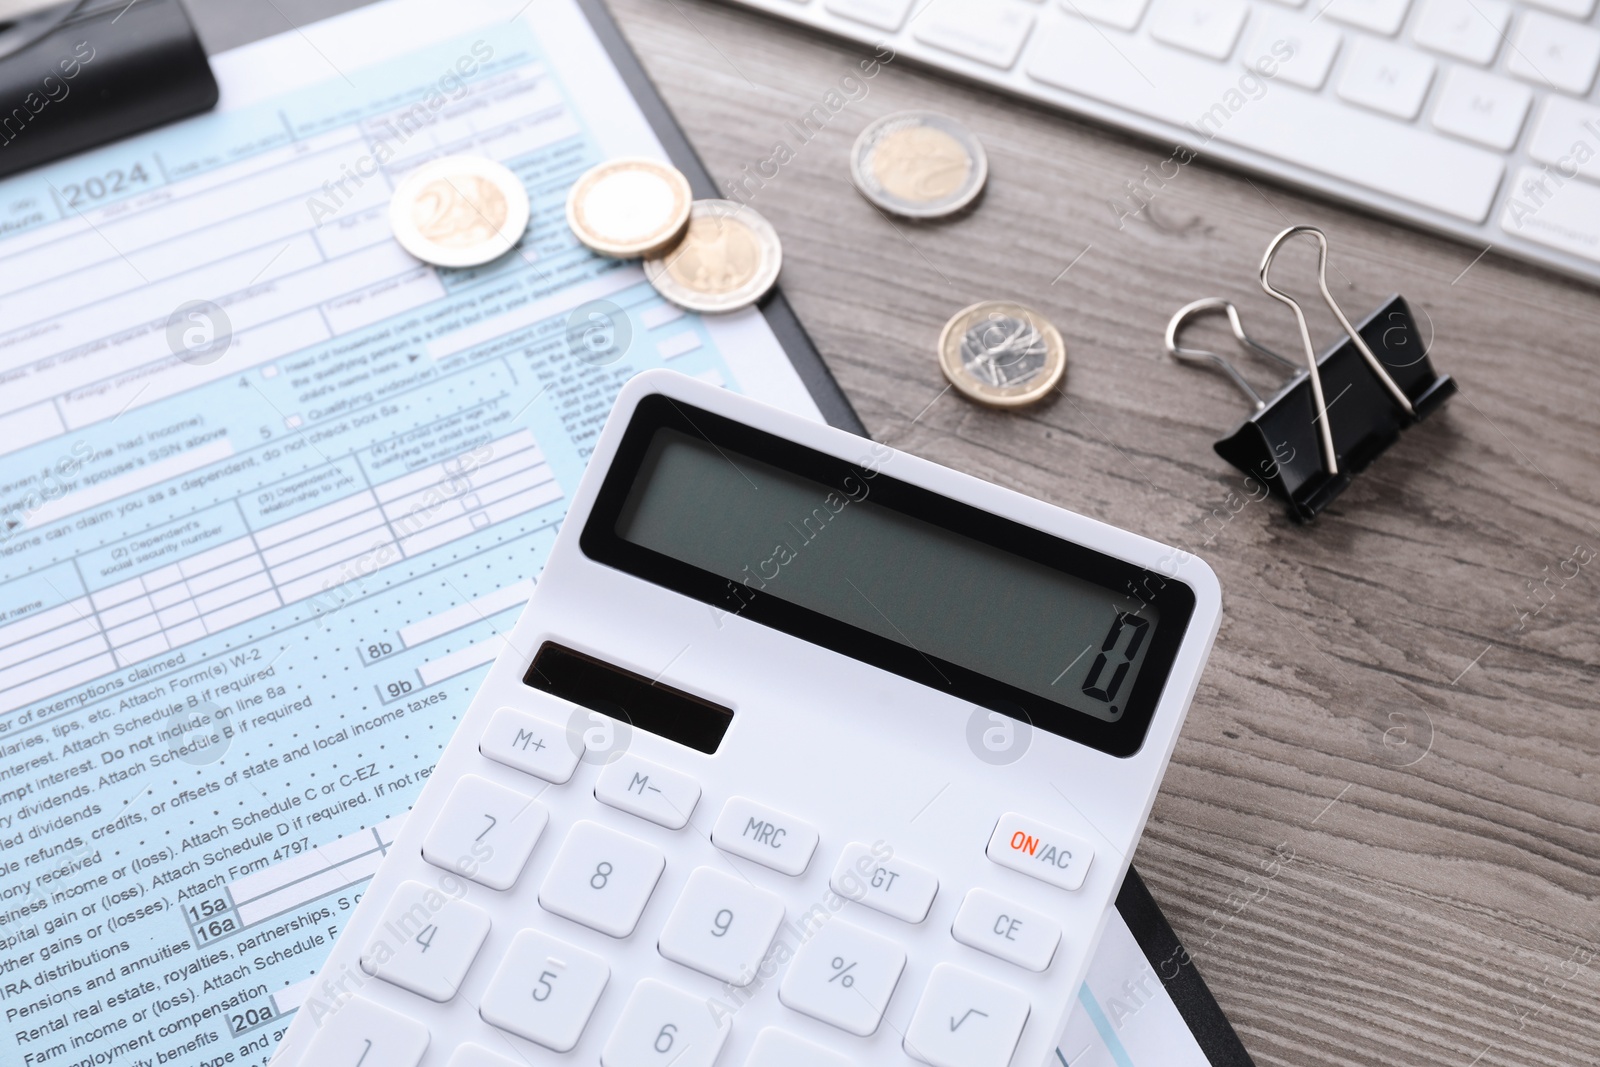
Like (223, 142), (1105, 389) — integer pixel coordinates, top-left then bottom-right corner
(572, 4), (1254, 1063)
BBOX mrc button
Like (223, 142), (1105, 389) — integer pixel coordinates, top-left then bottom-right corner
(985, 813), (1094, 891)
(712, 796), (819, 876)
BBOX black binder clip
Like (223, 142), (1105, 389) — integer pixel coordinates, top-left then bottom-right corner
(1165, 225), (1458, 522)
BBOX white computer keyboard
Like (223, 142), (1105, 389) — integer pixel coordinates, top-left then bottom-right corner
(274, 371), (1222, 1067)
(721, 0), (1600, 286)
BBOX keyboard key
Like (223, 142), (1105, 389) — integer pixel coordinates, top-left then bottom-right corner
(912, 0), (1037, 69)
(480, 705), (579, 783)
(1321, 0), (1412, 34)
(602, 978), (731, 1067)
(1148, 0), (1249, 60)
(903, 963), (1031, 1067)
(1500, 165), (1600, 263)
(479, 929), (610, 1051)
(1240, 14), (1341, 90)
(1523, 0), (1596, 18)
(448, 1045), (521, 1067)
(1528, 97), (1600, 181)
(712, 797), (819, 876)
(778, 918), (906, 1036)
(1431, 67), (1533, 150)
(360, 881), (491, 1002)
(829, 842), (938, 923)
(1411, 0), (1511, 65)
(950, 888), (1061, 971)
(1507, 11), (1600, 95)
(302, 995), (429, 1067)
(1337, 38), (1436, 119)
(595, 754), (700, 829)
(986, 813), (1094, 891)
(1025, 17), (1506, 222)
(1060, 0), (1152, 31)
(540, 820), (666, 937)
(826, 0), (916, 31)
(745, 1027), (856, 1067)
(658, 866), (786, 985)
(421, 774), (548, 890)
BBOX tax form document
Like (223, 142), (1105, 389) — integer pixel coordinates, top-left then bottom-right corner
(0, 1), (817, 1063)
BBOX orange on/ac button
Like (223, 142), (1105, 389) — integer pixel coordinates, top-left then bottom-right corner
(985, 812), (1094, 891)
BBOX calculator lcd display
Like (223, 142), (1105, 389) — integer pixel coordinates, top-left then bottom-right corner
(582, 397), (1196, 757)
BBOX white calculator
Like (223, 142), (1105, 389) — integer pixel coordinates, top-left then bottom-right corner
(274, 369), (1222, 1067)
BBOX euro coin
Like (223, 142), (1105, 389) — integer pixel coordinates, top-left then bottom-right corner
(567, 157), (693, 258)
(938, 301), (1066, 408)
(389, 155), (529, 269)
(643, 200), (781, 314)
(851, 111), (988, 219)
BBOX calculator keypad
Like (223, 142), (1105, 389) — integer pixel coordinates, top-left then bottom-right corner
(595, 753), (701, 829)
(949, 888), (1061, 972)
(712, 796), (819, 875)
(302, 994), (430, 1067)
(480, 705), (580, 783)
(360, 880), (491, 1001)
(601, 978), (731, 1067)
(656, 865), (786, 985)
(366, 708), (1100, 1065)
(985, 812), (1094, 891)
(478, 928), (610, 1051)
(777, 917), (906, 1037)
(903, 963), (1031, 1067)
(421, 774), (548, 890)
(829, 842), (939, 923)
(539, 819), (666, 938)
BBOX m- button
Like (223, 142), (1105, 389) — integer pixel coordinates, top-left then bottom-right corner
(712, 796), (818, 876)
(985, 813), (1094, 891)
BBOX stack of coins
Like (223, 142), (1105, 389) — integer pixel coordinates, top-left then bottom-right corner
(567, 158), (782, 314)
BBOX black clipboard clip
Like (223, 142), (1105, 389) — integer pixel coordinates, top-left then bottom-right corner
(0, 0), (217, 181)
(1165, 226), (1458, 523)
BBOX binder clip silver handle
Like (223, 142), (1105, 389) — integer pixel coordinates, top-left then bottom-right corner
(1164, 297), (1297, 412)
(1258, 225), (1416, 476)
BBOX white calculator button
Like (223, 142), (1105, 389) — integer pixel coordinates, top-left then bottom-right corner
(985, 812), (1094, 891)
(595, 754), (701, 829)
(903, 962), (1031, 1067)
(447, 1044), (521, 1067)
(421, 774), (549, 890)
(480, 705), (579, 783)
(359, 880), (491, 1001)
(657, 865), (786, 985)
(479, 928), (610, 1052)
(302, 994), (429, 1067)
(712, 796), (818, 876)
(950, 888), (1061, 972)
(777, 917), (906, 1036)
(830, 842), (938, 923)
(745, 1026), (856, 1067)
(539, 819), (666, 937)
(601, 977), (731, 1067)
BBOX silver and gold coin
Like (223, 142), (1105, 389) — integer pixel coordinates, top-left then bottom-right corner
(389, 155), (530, 269)
(851, 111), (988, 219)
(567, 157), (693, 258)
(938, 301), (1066, 408)
(643, 200), (781, 314)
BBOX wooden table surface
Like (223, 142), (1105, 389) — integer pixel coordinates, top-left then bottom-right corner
(185, 1), (1599, 1063)
(594, 3), (1600, 1065)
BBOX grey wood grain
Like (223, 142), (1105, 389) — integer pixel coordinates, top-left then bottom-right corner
(602, 2), (1600, 1064)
